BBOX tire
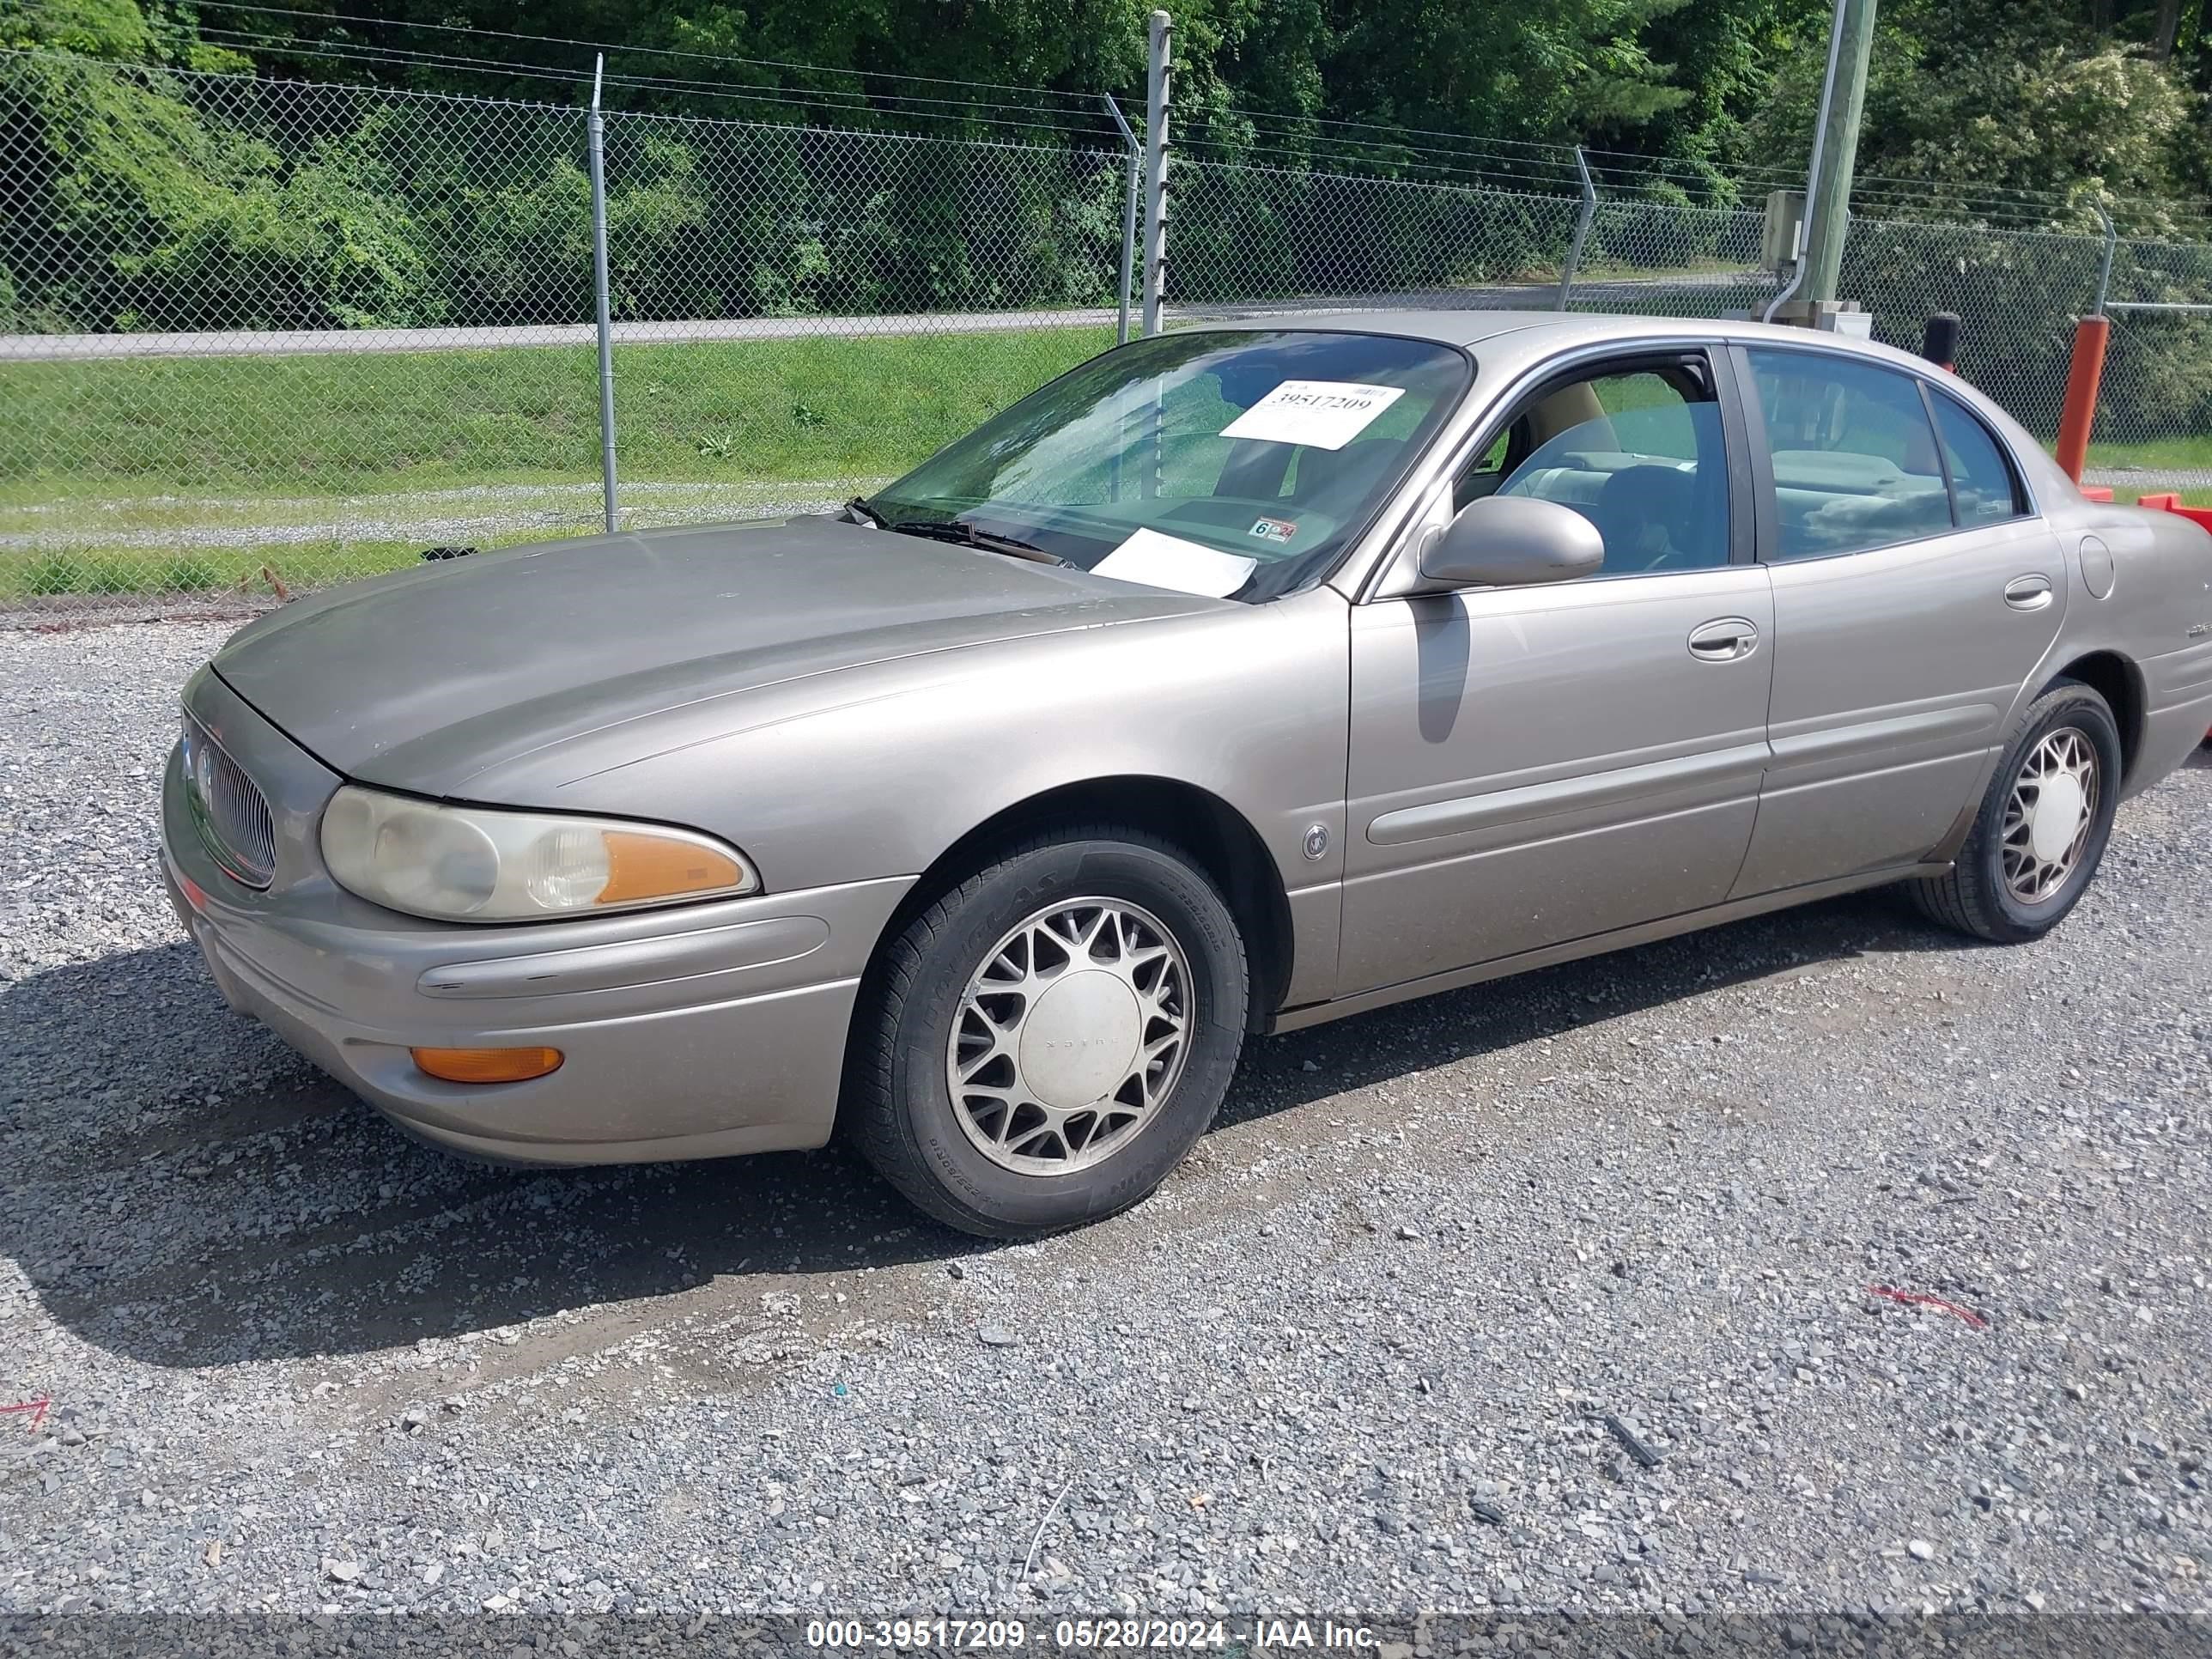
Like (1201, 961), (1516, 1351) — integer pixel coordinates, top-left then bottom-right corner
(844, 826), (1249, 1238)
(1909, 678), (2123, 944)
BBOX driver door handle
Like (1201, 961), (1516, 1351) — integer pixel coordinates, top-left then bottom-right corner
(1688, 617), (1759, 661)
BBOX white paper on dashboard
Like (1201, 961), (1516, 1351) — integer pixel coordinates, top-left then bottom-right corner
(1091, 528), (1258, 598)
(1219, 379), (1407, 450)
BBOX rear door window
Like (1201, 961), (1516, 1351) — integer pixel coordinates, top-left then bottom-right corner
(1745, 349), (1953, 559)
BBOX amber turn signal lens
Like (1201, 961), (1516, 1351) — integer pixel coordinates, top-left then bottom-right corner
(410, 1046), (564, 1084)
(597, 830), (745, 907)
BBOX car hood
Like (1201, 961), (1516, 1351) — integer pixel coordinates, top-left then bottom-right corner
(213, 516), (1219, 794)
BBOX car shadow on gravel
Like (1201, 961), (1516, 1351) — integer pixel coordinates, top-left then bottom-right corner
(3, 887), (1964, 1367)
(1219, 885), (1971, 1132)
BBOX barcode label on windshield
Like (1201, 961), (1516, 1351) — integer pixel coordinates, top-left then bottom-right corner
(1220, 380), (1406, 451)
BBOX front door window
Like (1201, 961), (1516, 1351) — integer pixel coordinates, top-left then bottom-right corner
(1460, 364), (1732, 574)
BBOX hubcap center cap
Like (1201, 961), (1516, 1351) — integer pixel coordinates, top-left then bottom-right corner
(2028, 770), (2086, 864)
(1018, 970), (1141, 1109)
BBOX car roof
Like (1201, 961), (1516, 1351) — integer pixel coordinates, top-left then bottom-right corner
(1197, 306), (1942, 368)
(1200, 308), (1587, 347)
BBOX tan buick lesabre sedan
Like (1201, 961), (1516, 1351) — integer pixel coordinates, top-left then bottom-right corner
(163, 313), (2212, 1236)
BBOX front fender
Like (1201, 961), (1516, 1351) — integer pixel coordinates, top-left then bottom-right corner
(485, 587), (1354, 969)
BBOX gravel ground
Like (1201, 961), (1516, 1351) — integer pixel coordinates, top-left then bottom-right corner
(2, 623), (2208, 1628)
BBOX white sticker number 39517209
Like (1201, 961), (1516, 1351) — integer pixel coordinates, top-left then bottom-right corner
(1219, 380), (1407, 451)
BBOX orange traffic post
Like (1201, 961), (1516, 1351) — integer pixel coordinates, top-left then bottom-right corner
(2053, 314), (2110, 484)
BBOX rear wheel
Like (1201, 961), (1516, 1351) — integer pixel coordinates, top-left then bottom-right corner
(1909, 679), (2122, 943)
(844, 828), (1248, 1238)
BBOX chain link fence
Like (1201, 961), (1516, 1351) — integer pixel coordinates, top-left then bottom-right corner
(2094, 238), (2212, 496)
(1, 53), (608, 623)
(1565, 199), (1777, 319)
(601, 112), (1132, 534)
(6, 46), (2212, 629)
(1165, 158), (1583, 313)
(0, 52), (1136, 624)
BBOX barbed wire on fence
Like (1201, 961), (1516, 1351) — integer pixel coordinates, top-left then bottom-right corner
(4, 45), (2211, 627)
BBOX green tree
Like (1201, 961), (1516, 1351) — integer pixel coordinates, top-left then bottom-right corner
(1747, 0), (2204, 230)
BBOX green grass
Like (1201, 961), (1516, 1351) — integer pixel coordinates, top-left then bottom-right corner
(2083, 433), (2212, 473)
(2083, 433), (2212, 504)
(2104, 482), (2212, 505)
(0, 330), (1112, 493)
(0, 327), (1114, 601)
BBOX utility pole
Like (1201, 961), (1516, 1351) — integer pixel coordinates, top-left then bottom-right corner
(1799, 0), (1876, 305)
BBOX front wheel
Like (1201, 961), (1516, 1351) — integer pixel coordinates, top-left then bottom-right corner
(844, 828), (1249, 1238)
(1909, 678), (2123, 943)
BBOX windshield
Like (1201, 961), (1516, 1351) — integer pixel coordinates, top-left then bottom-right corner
(861, 330), (1471, 601)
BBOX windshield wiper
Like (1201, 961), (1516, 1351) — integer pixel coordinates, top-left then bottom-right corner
(884, 518), (1075, 568)
(842, 495), (887, 527)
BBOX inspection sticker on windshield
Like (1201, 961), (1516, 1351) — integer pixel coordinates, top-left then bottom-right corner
(1249, 515), (1298, 544)
(1220, 379), (1406, 450)
(1091, 528), (1258, 598)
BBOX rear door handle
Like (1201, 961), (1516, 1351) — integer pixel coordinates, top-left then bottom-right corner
(1688, 617), (1759, 661)
(2005, 574), (2055, 611)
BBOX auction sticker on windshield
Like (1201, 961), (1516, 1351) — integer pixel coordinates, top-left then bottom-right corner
(1220, 380), (1407, 450)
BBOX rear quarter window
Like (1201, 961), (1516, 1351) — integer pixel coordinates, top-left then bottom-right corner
(1929, 392), (2028, 526)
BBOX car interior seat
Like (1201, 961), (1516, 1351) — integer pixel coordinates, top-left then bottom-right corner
(1284, 438), (1400, 519)
(1588, 464), (1702, 570)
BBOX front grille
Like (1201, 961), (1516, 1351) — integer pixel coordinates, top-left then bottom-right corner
(181, 714), (276, 888)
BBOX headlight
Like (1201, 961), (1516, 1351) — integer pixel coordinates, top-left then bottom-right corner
(319, 785), (758, 923)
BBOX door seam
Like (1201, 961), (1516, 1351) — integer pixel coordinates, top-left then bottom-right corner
(1723, 564), (1779, 902)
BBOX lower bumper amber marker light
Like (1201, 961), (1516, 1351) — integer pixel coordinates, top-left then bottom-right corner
(411, 1046), (564, 1084)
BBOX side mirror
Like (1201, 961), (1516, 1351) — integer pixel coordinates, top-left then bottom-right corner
(1418, 494), (1606, 588)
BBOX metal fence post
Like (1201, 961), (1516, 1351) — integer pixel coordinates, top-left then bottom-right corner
(1103, 94), (1139, 345)
(2094, 204), (2117, 318)
(586, 55), (619, 535)
(1140, 10), (1171, 337)
(1555, 146), (1595, 310)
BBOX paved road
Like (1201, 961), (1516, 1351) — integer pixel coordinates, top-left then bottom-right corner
(0, 276), (1764, 362)
(2, 623), (2207, 1626)
(2085, 467), (2212, 494)
(0, 479), (853, 558)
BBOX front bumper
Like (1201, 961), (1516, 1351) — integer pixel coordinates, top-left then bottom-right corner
(161, 669), (910, 1164)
